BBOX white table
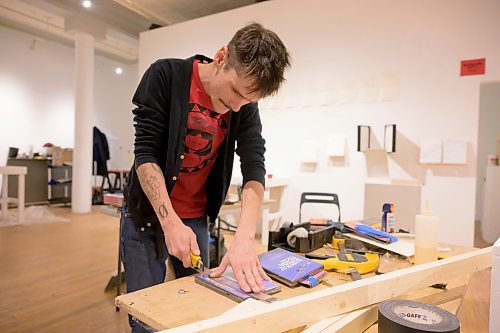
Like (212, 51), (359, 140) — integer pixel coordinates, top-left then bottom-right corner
(0, 166), (28, 224)
(228, 177), (288, 246)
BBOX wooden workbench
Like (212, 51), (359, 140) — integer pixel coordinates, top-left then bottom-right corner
(115, 243), (476, 331)
(116, 248), (347, 329)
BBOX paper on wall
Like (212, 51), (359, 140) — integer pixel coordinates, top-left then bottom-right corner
(420, 140), (442, 164)
(338, 78), (358, 104)
(358, 75), (379, 103)
(442, 139), (467, 164)
(379, 73), (400, 102)
(300, 140), (318, 163)
(327, 134), (346, 157)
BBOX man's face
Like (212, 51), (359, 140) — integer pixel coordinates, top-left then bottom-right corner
(210, 48), (261, 114)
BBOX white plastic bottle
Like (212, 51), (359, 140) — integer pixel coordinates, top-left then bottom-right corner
(414, 202), (439, 265)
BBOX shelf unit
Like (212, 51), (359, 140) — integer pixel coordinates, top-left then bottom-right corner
(48, 164), (72, 205)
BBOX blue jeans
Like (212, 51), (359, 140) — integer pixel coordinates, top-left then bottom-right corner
(120, 205), (210, 333)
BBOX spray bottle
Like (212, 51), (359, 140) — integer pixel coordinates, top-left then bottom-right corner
(382, 203), (395, 233)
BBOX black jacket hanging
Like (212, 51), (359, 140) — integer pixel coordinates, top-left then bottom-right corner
(93, 126), (110, 176)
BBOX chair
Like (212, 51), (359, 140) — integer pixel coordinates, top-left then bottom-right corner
(299, 192), (341, 223)
(107, 169), (129, 192)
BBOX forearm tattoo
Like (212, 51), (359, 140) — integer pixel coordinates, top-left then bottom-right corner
(140, 167), (161, 200)
(140, 164), (168, 219)
(159, 203), (168, 219)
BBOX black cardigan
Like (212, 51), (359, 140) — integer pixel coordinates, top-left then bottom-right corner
(124, 55), (266, 228)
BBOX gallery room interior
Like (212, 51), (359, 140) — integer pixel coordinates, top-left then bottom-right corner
(1, 0), (499, 332)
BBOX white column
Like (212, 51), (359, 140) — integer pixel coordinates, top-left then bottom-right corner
(72, 32), (94, 213)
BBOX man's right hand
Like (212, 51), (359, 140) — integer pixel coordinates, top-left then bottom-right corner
(162, 215), (200, 268)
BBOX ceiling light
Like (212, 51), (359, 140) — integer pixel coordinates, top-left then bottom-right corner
(115, 67), (123, 75)
(83, 1), (92, 8)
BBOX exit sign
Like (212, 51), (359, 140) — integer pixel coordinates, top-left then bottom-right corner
(460, 58), (485, 76)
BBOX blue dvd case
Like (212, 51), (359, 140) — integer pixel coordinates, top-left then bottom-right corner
(259, 248), (324, 286)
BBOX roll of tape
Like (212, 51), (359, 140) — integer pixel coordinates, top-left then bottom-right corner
(286, 227), (309, 247)
(378, 300), (460, 333)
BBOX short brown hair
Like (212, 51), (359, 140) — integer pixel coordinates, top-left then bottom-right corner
(227, 22), (291, 98)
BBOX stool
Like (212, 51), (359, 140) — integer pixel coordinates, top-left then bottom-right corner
(0, 166), (28, 224)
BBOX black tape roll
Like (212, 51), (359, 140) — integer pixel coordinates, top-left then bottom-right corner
(378, 300), (460, 333)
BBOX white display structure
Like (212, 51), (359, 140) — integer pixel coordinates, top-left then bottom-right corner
(226, 177), (288, 246)
(364, 182), (421, 233)
(490, 237), (500, 333)
(481, 165), (500, 243)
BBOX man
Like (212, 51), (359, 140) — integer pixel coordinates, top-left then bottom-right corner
(121, 22), (290, 332)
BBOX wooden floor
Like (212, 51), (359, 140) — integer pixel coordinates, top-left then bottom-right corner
(0, 206), (130, 333)
(0, 207), (493, 332)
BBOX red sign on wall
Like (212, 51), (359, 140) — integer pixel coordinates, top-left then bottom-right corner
(460, 58), (485, 76)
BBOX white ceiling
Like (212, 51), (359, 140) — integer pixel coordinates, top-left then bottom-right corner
(0, 0), (263, 63)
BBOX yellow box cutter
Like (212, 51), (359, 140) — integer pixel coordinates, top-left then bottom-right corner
(190, 252), (206, 273)
(305, 252), (379, 275)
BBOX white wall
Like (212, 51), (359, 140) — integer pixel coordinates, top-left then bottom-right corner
(0, 25), (137, 171)
(138, 0), (500, 246)
(476, 82), (500, 220)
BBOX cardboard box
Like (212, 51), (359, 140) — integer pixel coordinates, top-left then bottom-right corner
(103, 193), (124, 207)
(52, 147), (73, 166)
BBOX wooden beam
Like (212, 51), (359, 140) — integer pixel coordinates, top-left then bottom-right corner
(159, 247), (492, 333)
(112, 0), (172, 26)
(490, 238), (500, 332)
(315, 306), (378, 333)
(218, 298), (264, 318)
(305, 276), (469, 332)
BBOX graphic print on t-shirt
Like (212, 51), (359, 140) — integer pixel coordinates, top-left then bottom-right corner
(181, 102), (228, 174)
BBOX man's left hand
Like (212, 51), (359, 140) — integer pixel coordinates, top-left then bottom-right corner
(210, 234), (270, 293)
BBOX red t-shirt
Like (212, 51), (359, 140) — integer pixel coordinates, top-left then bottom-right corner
(169, 60), (229, 218)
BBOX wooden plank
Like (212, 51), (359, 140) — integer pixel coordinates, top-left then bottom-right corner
(115, 261), (342, 329)
(219, 298), (265, 318)
(317, 306), (378, 333)
(158, 247), (492, 333)
(301, 314), (347, 333)
(115, 244), (473, 330)
(114, 269), (337, 329)
(115, 277), (238, 330)
(308, 275), (469, 333)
